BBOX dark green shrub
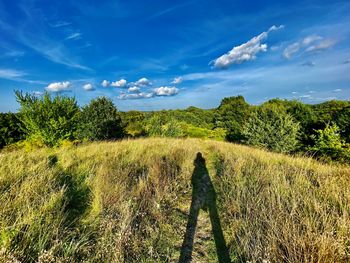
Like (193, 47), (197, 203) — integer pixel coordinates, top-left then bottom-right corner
(77, 97), (124, 140)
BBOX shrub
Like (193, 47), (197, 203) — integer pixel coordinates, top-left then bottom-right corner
(77, 97), (124, 141)
(242, 107), (300, 153)
(311, 123), (350, 162)
(15, 91), (79, 147)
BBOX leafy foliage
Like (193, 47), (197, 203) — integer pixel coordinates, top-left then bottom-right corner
(215, 96), (251, 142)
(242, 107), (300, 153)
(311, 123), (350, 162)
(77, 97), (123, 140)
(0, 113), (25, 148)
(15, 91), (79, 147)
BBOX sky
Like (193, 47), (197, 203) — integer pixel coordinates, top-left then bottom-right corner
(0, 0), (349, 112)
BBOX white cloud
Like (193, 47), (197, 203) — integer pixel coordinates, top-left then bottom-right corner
(83, 83), (94, 91)
(50, 21), (71, 28)
(118, 92), (154, 99)
(283, 42), (301, 59)
(154, 86), (179, 96)
(306, 39), (335, 52)
(101, 80), (110, 87)
(65, 32), (82, 40)
(32, 91), (44, 96)
(333, 88), (342, 92)
(111, 78), (127, 87)
(283, 35), (335, 59)
(135, 77), (151, 86)
(128, 86), (140, 93)
(299, 94), (311, 98)
(172, 76), (183, 84)
(0, 68), (26, 79)
(46, 81), (71, 92)
(211, 25), (284, 69)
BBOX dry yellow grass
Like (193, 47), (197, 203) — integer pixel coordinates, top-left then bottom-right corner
(0, 138), (349, 262)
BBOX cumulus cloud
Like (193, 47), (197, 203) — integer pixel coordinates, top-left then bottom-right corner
(46, 81), (71, 92)
(101, 80), (110, 87)
(172, 76), (183, 84)
(128, 86), (140, 93)
(333, 88), (342, 92)
(118, 92), (154, 100)
(83, 83), (94, 91)
(154, 86), (179, 96)
(135, 77), (151, 86)
(111, 78), (127, 87)
(211, 25), (284, 69)
(283, 35), (335, 59)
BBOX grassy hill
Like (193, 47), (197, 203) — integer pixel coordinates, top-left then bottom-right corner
(1, 138), (350, 262)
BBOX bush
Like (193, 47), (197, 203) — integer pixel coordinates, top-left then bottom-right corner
(242, 107), (300, 153)
(15, 91), (79, 147)
(77, 97), (124, 141)
(311, 123), (350, 162)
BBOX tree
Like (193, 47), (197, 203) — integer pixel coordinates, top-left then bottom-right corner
(77, 97), (123, 140)
(311, 123), (350, 162)
(242, 107), (300, 153)
(0, 113), (26, 148)
(215, 96), (251, 142)
(15, 91), (79, 147)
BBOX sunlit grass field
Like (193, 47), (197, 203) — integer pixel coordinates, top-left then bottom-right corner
(1, 138), (349, 262)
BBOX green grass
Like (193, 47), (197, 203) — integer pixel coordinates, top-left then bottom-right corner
(1, 138), (350, 262)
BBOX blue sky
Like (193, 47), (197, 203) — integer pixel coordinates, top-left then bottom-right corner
(0, 0), (349, 112)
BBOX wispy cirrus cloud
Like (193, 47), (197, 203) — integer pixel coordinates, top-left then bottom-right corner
(49, 21), (71, 28)
(118, 92), (154, 100)
(283, 35), (336, 59)
(0, 68), (45, 84)
(211, 25), (284, 69)
(65, 32), (82, 41)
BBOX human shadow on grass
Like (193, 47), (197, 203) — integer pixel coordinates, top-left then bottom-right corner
(179, 152), (231, 263)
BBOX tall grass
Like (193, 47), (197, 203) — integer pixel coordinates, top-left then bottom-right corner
(0, 138), (349, 262)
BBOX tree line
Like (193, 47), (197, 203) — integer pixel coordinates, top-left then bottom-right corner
(1, 91), (349, 163)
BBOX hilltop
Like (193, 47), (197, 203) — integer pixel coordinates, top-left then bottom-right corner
(1, 138), (349, 262)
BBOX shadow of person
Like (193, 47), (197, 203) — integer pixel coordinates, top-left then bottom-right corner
(179, 152), (231, 263)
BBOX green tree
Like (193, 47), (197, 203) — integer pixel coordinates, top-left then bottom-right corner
(242, 108), (300, 153)
(311, 123), (350, 162)
(0, 113), (26, 148)
(215, 96), (251, 142)
(77, 97), (123, 140)
(15, 91), (79, 147)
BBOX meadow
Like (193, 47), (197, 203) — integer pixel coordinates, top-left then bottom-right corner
(1, 138), (349, 262)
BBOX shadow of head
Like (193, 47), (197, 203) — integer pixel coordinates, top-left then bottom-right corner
(194, 152), (206, 166)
